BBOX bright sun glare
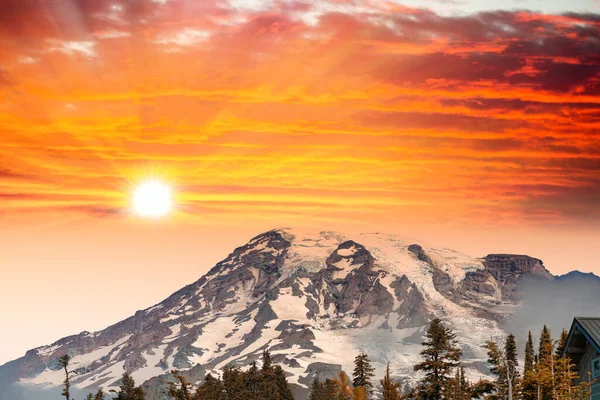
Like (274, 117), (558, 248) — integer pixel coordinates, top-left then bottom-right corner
(133, 180), (173, 218)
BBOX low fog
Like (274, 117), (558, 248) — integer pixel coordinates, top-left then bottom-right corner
(504, 273), (600, 346)
(0, 385), (87, 400)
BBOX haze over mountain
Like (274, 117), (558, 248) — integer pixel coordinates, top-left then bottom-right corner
(1, 229), (598, 400)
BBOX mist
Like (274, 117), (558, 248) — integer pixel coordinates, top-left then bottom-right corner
(504, 273), (600, 347)
(0, 384), (87, 400)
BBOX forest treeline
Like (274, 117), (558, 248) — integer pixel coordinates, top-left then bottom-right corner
(57, 318), (596, 400)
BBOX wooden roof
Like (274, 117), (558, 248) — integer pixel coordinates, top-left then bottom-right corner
(564, 317), (600, 357)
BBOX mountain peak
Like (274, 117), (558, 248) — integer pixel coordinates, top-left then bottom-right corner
(3, 229), (571, 400)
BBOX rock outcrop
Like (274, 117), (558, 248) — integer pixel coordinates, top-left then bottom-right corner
(482, 254), (554, 301)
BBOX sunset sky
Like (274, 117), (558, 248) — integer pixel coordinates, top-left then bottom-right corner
(1, 0), (600, 364)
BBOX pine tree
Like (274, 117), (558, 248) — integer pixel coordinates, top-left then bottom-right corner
(222, 366), (246, 400)
(505, 334), (520, 400)
(414, 318), (463, 400)
(310, 378), (324, 400)
(444, 372), (467, 400)
(259, 350), (280, 400)
(93, 388), (105, 400)
(113, 372), (146, 400)
(537, 325), (554, 400)
(59, 355), (77, 400)
(323, 378), (343, 400)
(553, 355), (577, 400)
(245, 361), (261, 400)
(485, 335), (520, 400)
(380, 363), (400, 400)
(486, 340), (507, 399)
(352, 353), (375, 399)
(442, 366), (475, 400)
(554, 330), (568, 358)
(524, 331), (535, 373)
(538, 326), (553, 363)
(274, 365), (294, 400)
(459, 366), (469, 393)
(262, 349), (273, 372)
(166, 371), (194, 400)
(571, 373), (593, 400)
(194, 373), (224, 400)
(471, 379), (495, 399)
(522, 331), (536, 400)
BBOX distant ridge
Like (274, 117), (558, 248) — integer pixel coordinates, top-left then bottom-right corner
(555, 270), (600, 281)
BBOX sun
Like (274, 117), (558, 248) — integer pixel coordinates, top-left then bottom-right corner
(132, 180), (173, 218)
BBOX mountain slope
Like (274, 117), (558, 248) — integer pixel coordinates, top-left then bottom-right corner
(0, 229), (557, 399)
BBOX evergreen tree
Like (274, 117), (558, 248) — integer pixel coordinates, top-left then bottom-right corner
(554, 330), (568, 358)
(273, 365), (294, 400)
(323, 378), (344, 400)
(262, 349), (273, 372)
(310, 378), (344, 400)
(553, 354), (576, 400)
(59, 355), (77, 400)
(524, 331), (535, 373)
(518, 326), (562, 400)
(310, 378), (324, 400)
(85, 389), (105, 399)
(218, 361), (291, 400)
(245, 362), (261, 400)
(505, 334), (518, 369)
(222, 366), (246, 400)
(444, 370), (470, 400)
(414, 318), (462, 400)
(571, 373), (593, 400)
(551, 347), (592, 400)
(259, 351), (280, 400)
(537, 325), (554, 400)
(166, 372), (194, 400)
(380, 363), (400, 400)
(113, 372), (146, 400)
(459, 366), (469, 393)
(194, 374), (224, 400)
(485, 340), (507, 399)
(93, 389), (105, 400)
(352, 353), (375, 399)
(522, 331), (536, 400)
(470, 379), (495, 399)
(452, 365), (479, 400)
(538, 326), (553, 363)
(486, 335), (520, 400)
(505, 334), (520, 400)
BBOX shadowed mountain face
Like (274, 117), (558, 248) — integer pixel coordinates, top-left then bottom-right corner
(2, 229), (594, 400)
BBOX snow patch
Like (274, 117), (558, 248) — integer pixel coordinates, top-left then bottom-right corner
(271, 288), (309, 322)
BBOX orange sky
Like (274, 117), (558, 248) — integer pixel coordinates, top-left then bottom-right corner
(1, 0), (600, 364)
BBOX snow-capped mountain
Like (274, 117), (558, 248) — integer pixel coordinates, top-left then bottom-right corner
(0, 229), (557, 399)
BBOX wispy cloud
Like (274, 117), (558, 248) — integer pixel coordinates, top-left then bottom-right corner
(46, 40), (97, 58)
(155, 28), (212, 48)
